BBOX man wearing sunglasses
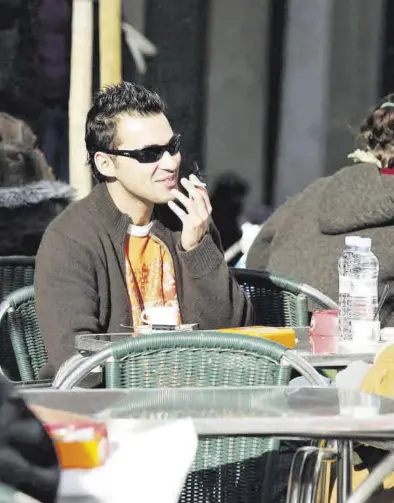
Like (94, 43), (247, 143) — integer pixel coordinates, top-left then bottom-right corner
(35, 82), (254, 385)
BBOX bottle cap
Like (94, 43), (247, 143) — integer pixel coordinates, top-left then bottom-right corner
(345, 236), (362, 247)
(358, 237), (372, 249)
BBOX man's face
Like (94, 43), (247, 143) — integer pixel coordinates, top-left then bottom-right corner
(108, 113), (181, 204)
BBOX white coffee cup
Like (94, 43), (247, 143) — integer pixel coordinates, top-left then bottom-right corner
(141, 305), (179, 326)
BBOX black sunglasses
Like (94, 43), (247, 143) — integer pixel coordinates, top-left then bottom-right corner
(100, 133), (181, 164)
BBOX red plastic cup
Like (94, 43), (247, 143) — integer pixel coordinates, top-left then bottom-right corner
(309, 309), (340, 354)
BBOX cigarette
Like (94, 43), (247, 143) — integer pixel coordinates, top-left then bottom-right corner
(189, 175), (207, 188)
(194, 180), (207, 188)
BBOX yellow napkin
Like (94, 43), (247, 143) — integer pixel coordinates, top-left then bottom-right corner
(356, 343), (394, 490)
(361, 343), (394, 398)
(217, 327), (296, 349)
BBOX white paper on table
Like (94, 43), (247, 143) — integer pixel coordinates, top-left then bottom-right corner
(58, 418), (198, 503)
(335, 360), (372, 389)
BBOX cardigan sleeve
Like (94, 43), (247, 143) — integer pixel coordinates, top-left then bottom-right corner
(35, 227), (101, 379)
(177, 223), (254, 329)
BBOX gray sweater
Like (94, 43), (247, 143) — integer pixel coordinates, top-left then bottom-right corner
(247, 162), (394, 326)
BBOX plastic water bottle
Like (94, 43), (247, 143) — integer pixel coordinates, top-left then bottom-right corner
(338, 236), (379, 345)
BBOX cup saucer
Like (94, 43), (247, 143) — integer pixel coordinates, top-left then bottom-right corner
(135, 323), (198, 335)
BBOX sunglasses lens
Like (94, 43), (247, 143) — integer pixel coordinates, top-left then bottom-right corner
(136, 147), (162, 163)
(168, 135), (181, 155)
(134, 135), (181, 163)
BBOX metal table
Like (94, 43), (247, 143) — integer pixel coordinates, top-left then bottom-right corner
(74, 330), (314, 353)
(298, 351), (375, 367)
(295, 329), (381, 367)
(21, 386), (394, 503)
(74, 330), (380, 369)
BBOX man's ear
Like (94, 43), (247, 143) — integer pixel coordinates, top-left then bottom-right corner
(94, 152), (116, 179)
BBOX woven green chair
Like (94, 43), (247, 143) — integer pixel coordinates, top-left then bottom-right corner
(231, 268), (338, 326)
(0, 257), (36, 381)
(58, 332), (325, 503)
(0, 285), (51, 387)
(0, 256), (35, 303)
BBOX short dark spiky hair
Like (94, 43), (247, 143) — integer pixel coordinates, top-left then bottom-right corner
(85, 82), (166, 182)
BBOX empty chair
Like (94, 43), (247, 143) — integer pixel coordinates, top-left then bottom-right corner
(0, 285), (50, 386)
(57, 331), (326, 503)
(0, 256), (35, 304)
(232, 268), (338, 327)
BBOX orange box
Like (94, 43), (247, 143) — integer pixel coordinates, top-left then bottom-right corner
(217, 326), (297, 349)
(45, 421), (109, 469)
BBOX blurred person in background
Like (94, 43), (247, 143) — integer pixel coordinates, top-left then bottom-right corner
(0, 0), (71, 182)
(0, 111), (37, 146)
(0, 111), (54, 180)
(210, 172), (249, 265)
(34, 0), (71, 182)
(0, 0), (39, 124)
(209, 172), (271, 266)
(0, 141), (73, 256)
(0, 377), (59, 503)
(247, 93), (394, 326)
(234, 205), (272, 268)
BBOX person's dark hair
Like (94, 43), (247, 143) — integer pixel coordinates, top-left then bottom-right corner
(85, 82), (166, 182)
(0, 141), (50, 187)
(210, 171), (250, 251)
(0, 112), (37, 148)
(358, 92), (394, 169)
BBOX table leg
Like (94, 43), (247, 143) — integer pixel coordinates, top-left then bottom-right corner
(287, 447), (317, 503)
(287, 445), (336, 503)
(337, 440), (353, 503)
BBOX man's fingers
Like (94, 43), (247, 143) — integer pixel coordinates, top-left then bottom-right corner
(186, 176), (212, 215)
(171, 183), (206, 220)
(170, 188), (192, 210)
(167, 200), (187, 221)
(181, 177), (202, 200)
(199, 189), (212, 214)
(189, 174), (207, 188)
(180, 178), (210, 218)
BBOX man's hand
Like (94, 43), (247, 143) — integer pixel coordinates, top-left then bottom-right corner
(168, 174), (212, 251)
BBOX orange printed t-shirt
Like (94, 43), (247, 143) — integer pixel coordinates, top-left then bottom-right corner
(124, 222), (182, 328)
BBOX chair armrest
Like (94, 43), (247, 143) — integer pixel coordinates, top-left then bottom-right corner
(53, 354), (86, 388)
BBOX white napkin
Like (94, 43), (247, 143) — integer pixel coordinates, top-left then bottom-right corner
(335, 360), (372, 389)
(58, 418), (198, 503)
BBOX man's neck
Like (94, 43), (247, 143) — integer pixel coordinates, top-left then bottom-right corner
(106, 181), (153, 225)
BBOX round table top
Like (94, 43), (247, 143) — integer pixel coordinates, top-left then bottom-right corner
(22, 386), (394, 440)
